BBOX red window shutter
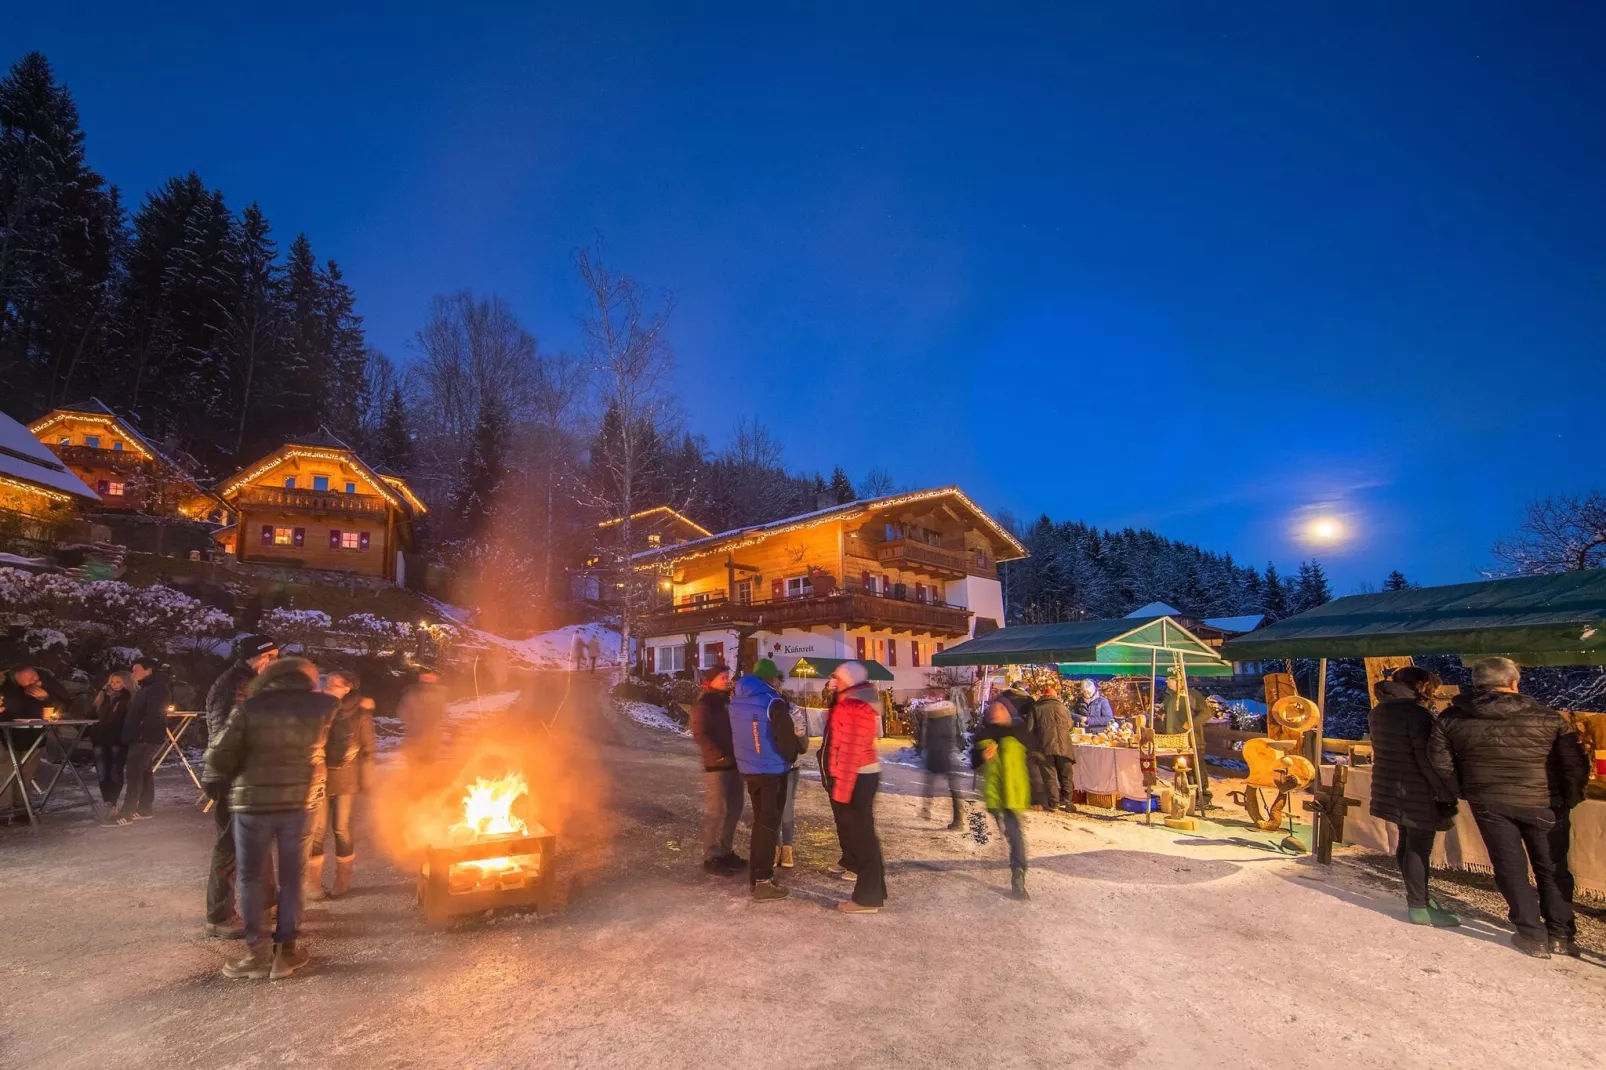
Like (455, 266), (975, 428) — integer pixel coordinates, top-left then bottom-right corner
(646, 646), (655, 673)
(887, 641), (897, 667)
(856, 636), (866, 660)
(329, 529), (341, 549)
(293, 527), (305, 548)
(771, 579), (783, 600)
(359, 531), (370, 551)
(915, 583), (925, 602)
(861, 570), (871, 591)
(97, 479), (109, 493)
(936, 642), (944, 654)
(260, 524), (274, 545)
(912, 641), (920, 667)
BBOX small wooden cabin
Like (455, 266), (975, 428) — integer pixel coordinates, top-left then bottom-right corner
(29, 399), (222, 520)
(215, 428), (426, 582)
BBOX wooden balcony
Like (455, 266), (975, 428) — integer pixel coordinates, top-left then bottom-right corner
(235, 484), (389, 517)
(51, 444), (153, 473)
(641, 589), (973, 639)
(874, 538), (970, 578)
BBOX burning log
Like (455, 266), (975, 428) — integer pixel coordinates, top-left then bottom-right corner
(416, 772), (557, 924)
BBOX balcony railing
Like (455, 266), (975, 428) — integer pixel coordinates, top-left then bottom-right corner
(874, 538), (970, 577)
(642, 587), (973, 638)
(235, 484), (389, 517)
(51, 445), (153, 473)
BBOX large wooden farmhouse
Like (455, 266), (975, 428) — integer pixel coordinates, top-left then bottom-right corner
(632, 486), (1026, 696)
(214, 428), (427, 583)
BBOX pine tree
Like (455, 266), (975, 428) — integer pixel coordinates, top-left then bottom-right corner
(453, 396), (509, 538)
(223, 202), (282, 458)
(373, 384), (415, 471)
(319, 258), (367, 440)
(277, 233), (324, 430)
(828, 465), (856, 503)
(1382, 569), (1412, 591)
(1263, 563), (1289, 620)
(1293, 560), (1333, 613)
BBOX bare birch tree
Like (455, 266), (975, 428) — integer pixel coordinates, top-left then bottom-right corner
(1490, 490), (1606, 575)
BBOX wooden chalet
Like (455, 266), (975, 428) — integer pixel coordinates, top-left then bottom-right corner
(214, 428), (426, 582)
(28, 399), (223, 520)
(632, 486), (1027, 694)
(0, 409), (100, 528)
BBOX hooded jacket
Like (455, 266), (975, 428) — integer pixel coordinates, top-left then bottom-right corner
(691, 685), (736, 771)
(1367, 681), (1456, 830)
(205, 660), (258, 740)
(1033, 696), (1075, 758)
(123, 672), (172, 746)
(1428, 688), (1590, 812)
(728, 675), (799, 776)
(971, 721), (1032, 812)
(204, 672), (337, 814)
(1082, 691), (1115, 729)
(324, 690), (377, 796)
(825, 682), (881, 804)
(919, 701), (964, 774)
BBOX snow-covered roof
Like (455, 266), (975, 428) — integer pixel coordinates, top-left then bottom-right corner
(1126, 600), (1181, 618)
(1202, 614), (1265, 635)
(0, 411), (99, 502)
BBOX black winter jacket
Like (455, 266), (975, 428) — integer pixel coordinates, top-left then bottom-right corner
(1034, 697), (1075, 758)
(90, 688), (131, 747)
(1367, 683), (1456, 830)
(919, 705), (964, 774)
(324, 692), (377, 796)
(123, 673), (172, 746)
(203, 678), (336, 813)
(1428, 688), (1590, 812)
(205, 660), (257, 739)
(691, 687), (736, 771)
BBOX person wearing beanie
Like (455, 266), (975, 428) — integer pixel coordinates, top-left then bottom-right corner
(691, 664), (745, 875)
(972, 696), (1033, 900)
(823, 661), (886, 914)
(729, 659), (801, 901)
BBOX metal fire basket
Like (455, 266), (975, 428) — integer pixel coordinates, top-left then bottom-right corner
(417, 822), (557, 925)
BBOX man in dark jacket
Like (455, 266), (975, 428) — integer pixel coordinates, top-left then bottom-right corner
(205, 656), (336, 981)
(115, 658), (171, 822)
(201, 634), (279, 937)
(1428, 657), (1590, 958)
(729, 659), (801, 901)
(918, 699), (966, 830)
(1033, 681), (1077, 812)
(2, 667), (70, 818)
(690, 664), (745, 875)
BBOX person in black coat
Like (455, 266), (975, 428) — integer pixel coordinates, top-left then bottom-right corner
(690, 665), (745, 875)
(116, 658), (171, 822)
(90, 671), (134, 808)
(1368, 668), (1459, 926)
(918, 699), (966, 829)
(1429, 656), (1591, 958)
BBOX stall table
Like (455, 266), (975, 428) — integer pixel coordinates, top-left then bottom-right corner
(153, 711), (206, 803)
(1327, 766), (1606, 899)
(1, 719), (101, 833)
(1071, 743), (1182, 804)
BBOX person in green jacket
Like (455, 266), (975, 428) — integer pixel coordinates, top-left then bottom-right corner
(971, 698), (1033, 900)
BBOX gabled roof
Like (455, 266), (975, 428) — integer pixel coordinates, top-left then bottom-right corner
(31, 397), (171, 467)
(1, 411), (99, 503)
(631, 486), (1027, 565)
(1202, 614), (1265, 635)
(217, 428), (409, 511)
(1126, 600), (1181, 618)
(930, 615), (1231, 675)
(598, 505), (711, 538)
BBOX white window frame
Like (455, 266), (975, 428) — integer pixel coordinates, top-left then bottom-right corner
(656, 645), (686, 674)
(785, 576), (813, 599)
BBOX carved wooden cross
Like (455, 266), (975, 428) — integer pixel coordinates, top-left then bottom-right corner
(1302, 765), (1361, 865)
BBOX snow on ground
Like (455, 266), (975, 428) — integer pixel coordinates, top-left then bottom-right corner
(469, 621), (622, 672)
(618, 700), (687, 735)
(445, 690), (522, 719)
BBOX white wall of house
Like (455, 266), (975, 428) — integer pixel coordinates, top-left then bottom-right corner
(943, 576), (1006, 636)
(646, 625), (950, 699)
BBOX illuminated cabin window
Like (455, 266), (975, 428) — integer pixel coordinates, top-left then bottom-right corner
(340, 531), (361, 550)
(105, 481), (125, 496)
(58, 436), (69, 446)
(647, 533), (662, 548)
(273, 527), (295, 546)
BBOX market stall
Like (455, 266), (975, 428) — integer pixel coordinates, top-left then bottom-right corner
(932, 615), (1231, 811)
(1221, 570), (1606, 884)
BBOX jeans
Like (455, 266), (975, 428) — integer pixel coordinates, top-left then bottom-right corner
(308, 794), (356, 860)
(1392, 825), (1437, 909)
(701, 768), (745, 861)
(830, 773), (886, 907)
(922, 769), (964, 824)
(1549, 806), (1576, 938)
(235, 809), (312, 946)
(1469, 803), (1574, 943)
(1039, 756), (1074, 809)
(780, 767), (800, 847)
(994, 809), (1028, 874)
(94, 744), (127, 808)
(119, 742), (158, 818)
(744, 773), (788, 884)
(206, 787), (275, 925)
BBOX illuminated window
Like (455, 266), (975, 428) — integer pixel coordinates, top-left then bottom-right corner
(345, 482), (356, 494)
(341, 531), (361, 550)
(105, 482), (125, 496)
(284, 477), (296, 489)
(656, 645), (685, 674)
(647, 533), (662, 548)
(313, 475), (330, 491)
(273, 527), (295, 546)
(85, 435), (100, 448)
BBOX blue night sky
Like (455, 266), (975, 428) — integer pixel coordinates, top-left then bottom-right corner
(14, 4), (1606, 591)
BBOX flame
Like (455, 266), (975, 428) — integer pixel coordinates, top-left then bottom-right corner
(453, 773), (529, 840)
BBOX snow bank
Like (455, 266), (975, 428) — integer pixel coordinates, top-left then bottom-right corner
(445, 690), (522, 720)
(618, 701), (686, 735)
(474, 622), (622, 672)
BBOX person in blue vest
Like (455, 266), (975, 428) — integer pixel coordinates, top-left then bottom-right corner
(729, 659), (802, 902)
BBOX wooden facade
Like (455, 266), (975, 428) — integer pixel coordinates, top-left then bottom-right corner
(28, 400), (221, 520)
(216, 429), (425, 582)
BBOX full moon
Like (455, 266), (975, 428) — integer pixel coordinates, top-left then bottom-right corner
(1304, 516), (1345, 544)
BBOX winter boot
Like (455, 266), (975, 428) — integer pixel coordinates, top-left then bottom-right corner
(751, 880), (791, 902)
(304, 855), (326, 902)
(270, 940), (310, 980)
(221, 941), (273, 980)
(1010, 868), (1030, 901)
(1549, 936), (1582, 958)
(330, 855), (355, 899)
(1510, 933), (1552, 959)
(778, 846), (795, 868)
(1408, 907), (1434, 925)
(947, 796), (965, 831)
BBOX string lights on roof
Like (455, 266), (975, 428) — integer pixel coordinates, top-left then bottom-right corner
(27, 412), (156, 461)
(218, 447), (403, 508)
(597, 505), (711, 537)
(0, 474), (75, 505)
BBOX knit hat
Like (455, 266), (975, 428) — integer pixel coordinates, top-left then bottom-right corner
(753, 658), (784, 682)
(238, 634), (278, 660)
(829, 660), (869, 689)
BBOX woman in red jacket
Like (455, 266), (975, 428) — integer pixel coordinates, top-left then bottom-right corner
(823, 662), (886, 914)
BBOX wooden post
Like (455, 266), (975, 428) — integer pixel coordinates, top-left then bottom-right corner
(1313, 657), (1328, 781)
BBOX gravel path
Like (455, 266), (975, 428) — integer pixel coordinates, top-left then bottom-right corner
(2, 703), (1602, 1070)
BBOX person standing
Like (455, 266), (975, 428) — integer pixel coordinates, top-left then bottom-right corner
(1429, 656), (1590, 958)
(115, 658), (170, 823)
(690, 664), (745, 875)
(205, 657), (337, 981)
(973, 697), (1033, 900)
(823, 662), (886, 915)
(570, 632), (585, 672)
(729, 659), (800, 901)
(202, 634), (279, 938)
(1369, 668), (1460, 926)
(305, 670), (376, 901)
(917, 698), (966, 830)
(90, 671), (133, 811)
(587, 634), (601, 673)
(776, 694), (809, 870)
(1, 667), (69, 819)
(1033, 681), (1076, 813)
(397, 667), (448, 770)
(1080, 679), (1115, 729)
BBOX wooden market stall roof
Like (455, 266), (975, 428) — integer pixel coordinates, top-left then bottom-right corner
(1218, 570), (1606, 666)
(930, 616), (1231, 675)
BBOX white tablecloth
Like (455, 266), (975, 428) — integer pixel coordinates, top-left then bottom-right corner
(1328, 766), (1606, 899)
(1072, 745), (1149, 802)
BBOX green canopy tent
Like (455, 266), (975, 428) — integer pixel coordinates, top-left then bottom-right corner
(787, 657), (895, 682)
(1219, 570), (1606, 667)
